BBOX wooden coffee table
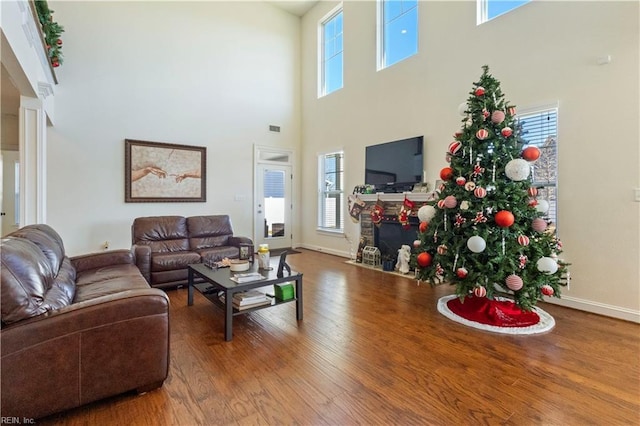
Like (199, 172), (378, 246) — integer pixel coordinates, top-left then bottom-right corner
(187, 263), (303, 341)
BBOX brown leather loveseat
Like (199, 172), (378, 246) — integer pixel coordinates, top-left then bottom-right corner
(132, 214), (253, 288)
(0, 224), (170, 420)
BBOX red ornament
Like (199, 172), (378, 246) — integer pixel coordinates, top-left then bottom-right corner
(532, 218), (547, 232)
(455, 176), (466, 186)
(473, 187), (487, 198)
(528, 198), (538, 207)
(522, 146), (541, 161)
(541, 285), (554, 296)
(476, 129), (489, 140)
(508, 106), (517, 116)
(52, 61), (60, 68)
(495, 210), (515, 228)
(437, 244), (448, 255)
(444, 195), (457, 209)
(417, 252), (432, 267)
(440, 167), (454, 180)
(482, 109), (490, 120)
(475, 87), (486, 96)
(517, 235), (530, 246)
(491, 110), (505, 124)
(473, 286), (487, 298)
(528, 187), (538, 197)
(448, 141), (462, 155)
(456, 267), (468, 279)
(419, 221), (428, 233)
(501, 127), (513, 137)
(56, 38), (63, 46)
(437, 199), (446, 209)
(506, 274), (523, 291)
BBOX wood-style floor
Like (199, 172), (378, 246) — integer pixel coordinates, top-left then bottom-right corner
(42, 249), (639, 425)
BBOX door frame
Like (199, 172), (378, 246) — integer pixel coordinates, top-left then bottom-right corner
(253, 145), (294, 250)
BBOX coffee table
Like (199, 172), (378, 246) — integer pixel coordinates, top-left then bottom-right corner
(187, 263), (303, 341)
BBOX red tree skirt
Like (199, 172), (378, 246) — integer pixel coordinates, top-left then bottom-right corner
(447, 296), (539, 327)
(437, 295), (555, 335)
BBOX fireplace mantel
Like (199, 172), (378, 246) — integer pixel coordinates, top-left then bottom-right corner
(358, 192), (436, 203)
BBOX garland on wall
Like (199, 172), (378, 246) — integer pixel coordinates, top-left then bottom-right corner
(35, 0), (64, 67)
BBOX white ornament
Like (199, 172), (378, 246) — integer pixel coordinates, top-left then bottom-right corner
(467, 236), (487, 253)
(418, 205), (437, 223)
(505, 159), (531, 181)
(460, 201), (470, 210)
(537, 257), (559, 274)
(536, 199), (550, 214)
(458, 102), (468, 116)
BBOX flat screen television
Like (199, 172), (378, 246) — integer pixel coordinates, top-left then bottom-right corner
(365, 136), (424, 192)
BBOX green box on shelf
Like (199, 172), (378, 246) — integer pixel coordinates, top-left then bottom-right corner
(274, 282), (295, 301)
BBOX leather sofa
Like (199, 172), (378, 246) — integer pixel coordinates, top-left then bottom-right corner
(132, 214), (253, 288)
(0, 224), (170, 420)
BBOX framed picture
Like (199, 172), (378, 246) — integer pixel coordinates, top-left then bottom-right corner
(125, 139), (206, 202)
(239, 243), (254, 264)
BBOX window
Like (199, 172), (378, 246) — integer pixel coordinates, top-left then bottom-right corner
(378, 0), (418, 70)
(477, 0), (530, 25)
(319, 7), (343, 97)
(518, 106), (559, 229)
(318, 151), (344, 232)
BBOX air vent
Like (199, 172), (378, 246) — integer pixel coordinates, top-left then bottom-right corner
(269, 125), (281, 132)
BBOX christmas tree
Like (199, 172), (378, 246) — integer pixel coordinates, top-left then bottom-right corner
(414, 66), (568, 312)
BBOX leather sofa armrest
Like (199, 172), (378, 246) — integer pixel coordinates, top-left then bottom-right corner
(0, 289), (169, 419)
(228, 236), (253, 247)
(71, 249), (134, 273)
(132, 244), (152, 283)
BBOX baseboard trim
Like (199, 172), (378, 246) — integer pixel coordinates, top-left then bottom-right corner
(543, 296), (640, 324)
(298, 244), (350, 259)
(300, 244), (640, 324)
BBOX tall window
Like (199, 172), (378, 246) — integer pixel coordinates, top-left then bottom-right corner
(518, 106), (559, 229)
(318, 152), (344, 232)
(319, 7), (343, 97)
(378, 0), (418, 70)
(477, 0), (530, 25)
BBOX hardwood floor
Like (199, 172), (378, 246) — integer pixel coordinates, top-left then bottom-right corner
(42, 249), (639, 425)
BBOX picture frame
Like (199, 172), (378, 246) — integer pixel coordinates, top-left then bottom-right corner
(239, 243), (254, 264)
(125, 139), (206, 203)
(277, 250), (291, 278)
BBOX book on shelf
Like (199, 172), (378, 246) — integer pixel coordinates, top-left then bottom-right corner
(229, 272), (265, 283)
(233, 298), (274, 310)
(219, 290), (272, 307)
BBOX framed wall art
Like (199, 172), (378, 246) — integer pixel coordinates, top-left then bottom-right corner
(125, 139), (206, 202)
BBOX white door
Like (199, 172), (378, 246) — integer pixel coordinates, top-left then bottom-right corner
(254, 147), (293, 251)
(1, 151), (20, 236)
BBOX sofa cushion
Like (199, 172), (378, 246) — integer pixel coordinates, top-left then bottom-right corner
(198, 246), (239, 262)
(132, 216), (190, 253)
(1, 238), (74, 324)
(150, 251), (201, 272)
(74, 264), (151, 302)
(9, 224), (66, 276)
(188, 215), (232, 250)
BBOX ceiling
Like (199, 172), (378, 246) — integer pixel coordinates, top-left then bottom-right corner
(267, 0), (318, 17)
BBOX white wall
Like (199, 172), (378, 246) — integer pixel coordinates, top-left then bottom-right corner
(47, 1), (301, 254)
(300, 1), (640, 320)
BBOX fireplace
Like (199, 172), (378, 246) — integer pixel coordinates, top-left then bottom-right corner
(355, 192), (434, 263)
(374, 215), (420, 259)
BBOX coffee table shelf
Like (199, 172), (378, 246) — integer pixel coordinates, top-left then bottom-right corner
(187, 263), (303, 341)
